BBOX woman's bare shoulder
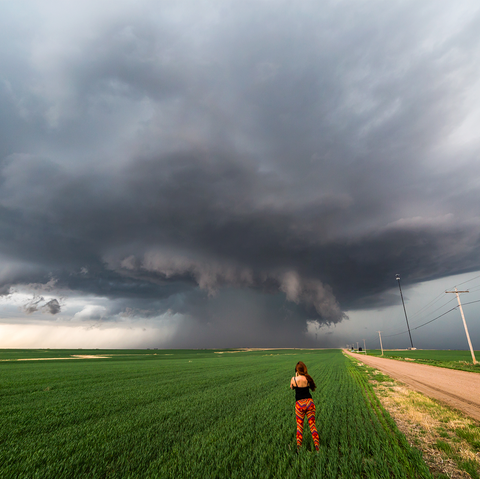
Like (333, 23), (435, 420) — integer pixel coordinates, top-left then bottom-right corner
(296, 375), (308, 386)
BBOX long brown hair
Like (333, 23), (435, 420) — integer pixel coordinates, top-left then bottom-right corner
(296, 361), (316, 391)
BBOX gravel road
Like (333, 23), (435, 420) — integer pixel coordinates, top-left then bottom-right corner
(345, 351), (480, 422)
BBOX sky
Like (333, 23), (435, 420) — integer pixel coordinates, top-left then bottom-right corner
(1, 0), (480, 349)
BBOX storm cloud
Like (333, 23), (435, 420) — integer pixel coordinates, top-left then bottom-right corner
(1, 0), (480, 346)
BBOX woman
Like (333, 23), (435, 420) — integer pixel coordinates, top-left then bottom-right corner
(290, 361), (319, 451)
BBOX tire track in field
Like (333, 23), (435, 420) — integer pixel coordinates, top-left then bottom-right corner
(345, 351), (480, 422)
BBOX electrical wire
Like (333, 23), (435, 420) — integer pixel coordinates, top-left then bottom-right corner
(381, 330), (409, 339)
(376, 290), (448, 338)
(405, 280), (480, 322)
(408, 296), (457, 327)
(403, 273), (480, 326)
(407, 290), (448, 320)
(380, 307), (457, 338)
(465, 283), (480, 293)
(410, 307), (458, 332)
(447, 273), (480, 290)
(407, 297), (480, 332)
(353, 279), (480, 349)
(460, 298), (480, 308)
(379, 297), (480, 340)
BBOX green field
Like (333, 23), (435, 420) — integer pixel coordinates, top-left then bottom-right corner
(0, 349), (160, 360)
(0, 349), (433, 478)
(364, 349), (480, 373)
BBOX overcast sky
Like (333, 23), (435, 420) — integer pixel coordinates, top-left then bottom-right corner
(1, 0), (480, 349)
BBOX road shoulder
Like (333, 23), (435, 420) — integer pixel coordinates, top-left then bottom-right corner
(345, 351), (480, 423)
(348, 353), (480, 479)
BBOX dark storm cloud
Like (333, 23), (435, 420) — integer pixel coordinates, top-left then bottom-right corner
(158, 288), (337, 349)
(1, 0), (480, 342)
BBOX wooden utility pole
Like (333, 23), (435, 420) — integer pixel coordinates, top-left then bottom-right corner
(378, 331), (384, 356)
(445, 288), (476, 364)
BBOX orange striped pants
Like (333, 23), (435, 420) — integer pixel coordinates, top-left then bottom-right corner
(295, 398), (319, 450)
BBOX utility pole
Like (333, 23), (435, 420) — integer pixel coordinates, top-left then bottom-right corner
(363, 339), (366, 355)
(378, 331), (384, 356)
(396, 274), (414, 349)
(445, 287), (476, 365)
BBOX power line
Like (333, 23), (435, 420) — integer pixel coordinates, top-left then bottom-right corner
(355, 279), (480, 348)
(460, 298), (480, 307)
(406, 272), (480, 322)
(408, 290), (448, 320)
(380, 298), (480, 339)
(381, 330), (410, 339)
(410, 307), (458, 331)
(450, 273), (480, 289)
(465, 283), (480, 293)
(382, 306), (457, 338)
(409, 278), (480, 321)
(408, 296), (457, 326)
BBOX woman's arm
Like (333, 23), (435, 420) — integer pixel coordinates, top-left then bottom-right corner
(290, 377), (295, 389)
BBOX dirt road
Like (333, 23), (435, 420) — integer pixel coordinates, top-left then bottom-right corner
(345, 351), (480, 422)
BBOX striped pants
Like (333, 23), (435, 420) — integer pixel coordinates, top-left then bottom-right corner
(295, 398), (319, 450)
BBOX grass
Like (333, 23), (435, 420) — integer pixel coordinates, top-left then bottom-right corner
(0, 349), (432, 478)
(455, 426), (480, 451)
(362, 349), (480, 373)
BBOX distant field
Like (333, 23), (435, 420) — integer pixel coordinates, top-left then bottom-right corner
(0, 349), (432, 478)
(363, 349), (480, 373)
(0, 349), (210, 360)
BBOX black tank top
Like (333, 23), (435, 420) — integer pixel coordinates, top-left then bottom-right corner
(293, 378), (312, 401)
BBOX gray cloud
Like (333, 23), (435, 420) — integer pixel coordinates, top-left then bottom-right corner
(42, 298), (61, 315)
(21, 291), (61, 315)
(1, 0), (480, 345)
(22, 295), (44, 314)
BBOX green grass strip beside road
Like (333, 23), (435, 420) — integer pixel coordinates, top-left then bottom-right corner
(0, 349), (432, 478)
